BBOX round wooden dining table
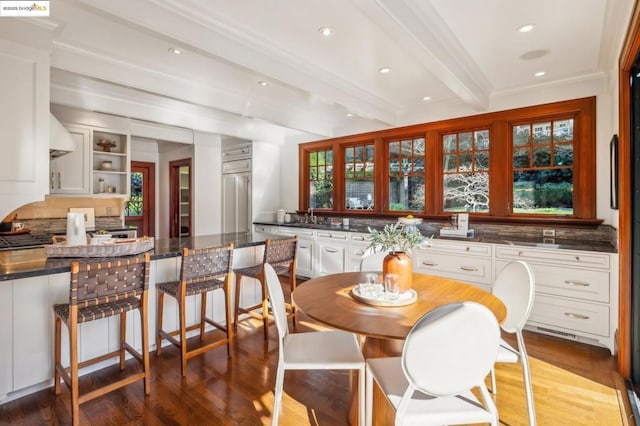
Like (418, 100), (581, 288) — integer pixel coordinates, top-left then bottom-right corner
(293, 271), (506, 347)
(292, 271), (507, 425)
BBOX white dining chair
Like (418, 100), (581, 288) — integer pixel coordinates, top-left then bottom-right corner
(264, 263), (365, 426)
(365, 302), (500, 426)
(359, 250), (388, 272)
(490, 260), (537, 426)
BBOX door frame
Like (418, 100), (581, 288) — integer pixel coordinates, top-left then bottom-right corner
(617, 0), (640, 377)
(126, 161), (155, 237)
(169, 158), (192, 238)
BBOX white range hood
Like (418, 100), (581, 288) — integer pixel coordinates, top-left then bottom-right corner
(49, 113), (76, 159)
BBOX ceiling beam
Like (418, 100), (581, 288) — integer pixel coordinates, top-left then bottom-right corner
(353, 0), (492, 111)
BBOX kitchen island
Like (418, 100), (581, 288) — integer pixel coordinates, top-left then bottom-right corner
(0, 231), (284, 403)
(0, 231), (282, 281)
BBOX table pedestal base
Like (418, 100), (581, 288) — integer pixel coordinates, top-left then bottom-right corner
(348, 337), (404, 425)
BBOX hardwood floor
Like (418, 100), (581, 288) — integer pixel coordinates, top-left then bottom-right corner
(0, 314), (631, 425)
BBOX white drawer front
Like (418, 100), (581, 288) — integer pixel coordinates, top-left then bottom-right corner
(414, 252), (492, 284)
(528, 295), (609, 337)
(350, 233), (371, 243)
(496, 246), (610, 269)
(272, 226), (315, 239)
(317, 231), (348, 240)
(423, 240), (492, 257)
(496, 260), (610, 303)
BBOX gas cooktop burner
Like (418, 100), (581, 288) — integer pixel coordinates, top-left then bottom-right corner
(0, 233), (54, 250)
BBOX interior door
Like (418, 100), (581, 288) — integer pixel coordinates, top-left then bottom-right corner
(125, 161), (155, 237)
(169, 158), (192, 237)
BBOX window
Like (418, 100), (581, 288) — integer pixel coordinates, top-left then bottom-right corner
(345, 143), (374, 210)
(387, 137), (425, 211)
(512, 118), (574, 215)
(309, 148), (333, 209)
(442, 129), (489, 213)
(125, 171), (143, 216)
(298, 97), (596, 224)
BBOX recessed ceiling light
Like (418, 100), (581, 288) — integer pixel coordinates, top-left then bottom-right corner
(378, 67), (391, 74)
(257, 80), (269, 86)
(534, 71), (546, 77)
(518, 24), (535, 33)
(422, 96), (431, 101)
(346, 113), (353, 117)
(168, 48), (182, 55)
(318, 26), (335, 37)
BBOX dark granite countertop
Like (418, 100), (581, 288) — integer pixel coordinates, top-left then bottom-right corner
(0, 231), (280, 281)
(254, 221), (617, 254)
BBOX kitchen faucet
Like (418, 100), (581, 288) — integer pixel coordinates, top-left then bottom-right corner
(308, 208), (316, 224)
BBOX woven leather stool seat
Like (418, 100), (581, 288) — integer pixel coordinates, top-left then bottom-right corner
(54, 297), (141, 323)
(156, 244), (234, 377)
(54, 254), (151, 426)
(157, 278), (224, 298)
(234, 237), (298, 341)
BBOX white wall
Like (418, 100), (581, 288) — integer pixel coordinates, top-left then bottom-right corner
(252, 141), (282, 219)
(193, 132), (222, 235)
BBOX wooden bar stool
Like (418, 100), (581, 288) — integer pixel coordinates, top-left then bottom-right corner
(156, 244), (234, 377)
(53, 254), (151, 426)
(233, 237), (298, 340)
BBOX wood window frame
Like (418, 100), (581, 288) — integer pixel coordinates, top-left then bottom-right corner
(298, 97), (598, 226)
(344, 140), (376, 211)
(383, 134), (427, 213)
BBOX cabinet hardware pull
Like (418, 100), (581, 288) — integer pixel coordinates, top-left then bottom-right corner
(575, 256), (580, 261)
(353, 236), (365, 241)
(57, 172), (61, 189)
(465, 247), (470, 251)
(460, 266), (478, 272)
(564, 312), (590, 320)
(50, 172), (54, 190)
(355, 250), (364, 255)
(564, 280), (590, 287)
(422, 261), (437, 267)
(324, 248), (339, 253)
(299, 244), (309, 249)
(518, 251), (524, 256)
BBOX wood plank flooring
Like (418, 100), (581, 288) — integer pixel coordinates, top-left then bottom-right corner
(0, 314), (631, 425)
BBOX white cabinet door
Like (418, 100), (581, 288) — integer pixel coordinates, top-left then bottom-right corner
(348, 233), (372, 272)
(296, 239), (315, 277)
(13, 276), (51, 391)
(222, 173), (251, 233)
(317, 232), (348, 276)
(0, 40), (49, 217)
(50, 125), (91, 194)
(0, 280), (12, 399)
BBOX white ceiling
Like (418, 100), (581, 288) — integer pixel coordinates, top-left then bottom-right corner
(40, 0), (630, 141)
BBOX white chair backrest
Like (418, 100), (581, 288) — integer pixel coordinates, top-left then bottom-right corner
(401, 302), (500, 397)
(493, 260), (536, 333)
(264, 263), (289, 340)
(359, 251), (388, 272)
